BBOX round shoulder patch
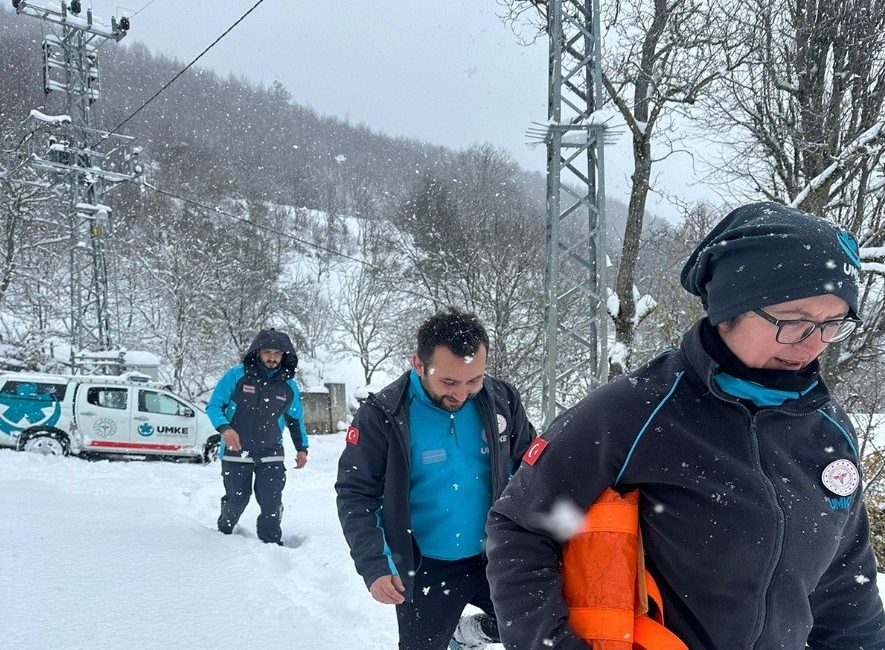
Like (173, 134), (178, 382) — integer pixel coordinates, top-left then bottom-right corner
(496, 413), (508, 434)
(821, 459), (859, 497)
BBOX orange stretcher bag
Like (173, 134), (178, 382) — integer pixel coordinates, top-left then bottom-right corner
(562, 488), (688, 649)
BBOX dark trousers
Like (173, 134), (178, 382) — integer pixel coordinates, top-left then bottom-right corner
(396, 554), (498, 650)
(217, 459), (286, 543)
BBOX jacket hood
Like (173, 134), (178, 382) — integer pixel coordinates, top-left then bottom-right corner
(244, 329), (298, 379)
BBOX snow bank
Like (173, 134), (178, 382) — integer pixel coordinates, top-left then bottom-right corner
(0, 436), (405, 649)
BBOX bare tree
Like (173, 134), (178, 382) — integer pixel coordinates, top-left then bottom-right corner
(330, 219), (409, 385)
(708, 0), (885, 214)
(392, 145), (546, 400)
(209, 200), (291, 354)
(0, 175), (60, 309)
(694, 0), (885, 560)
(333, 269), (402, 385)
(503, 0), (744, 375)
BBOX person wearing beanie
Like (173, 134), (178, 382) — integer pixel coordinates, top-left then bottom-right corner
(486, 202), (885, 649)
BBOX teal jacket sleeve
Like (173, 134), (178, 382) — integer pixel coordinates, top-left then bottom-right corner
(206, 367), (240, 434)
(284, 380), (309, 452)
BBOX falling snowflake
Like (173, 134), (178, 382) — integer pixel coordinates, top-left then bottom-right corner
(541, 498), (586, 541)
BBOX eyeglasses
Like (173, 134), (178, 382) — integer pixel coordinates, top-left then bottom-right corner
(752, 308), (862, 344)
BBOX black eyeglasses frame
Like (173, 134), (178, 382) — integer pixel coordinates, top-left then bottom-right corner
(751, 308), (862, 344)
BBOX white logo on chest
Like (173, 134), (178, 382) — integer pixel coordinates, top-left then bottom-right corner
(821, 459), (859, 497)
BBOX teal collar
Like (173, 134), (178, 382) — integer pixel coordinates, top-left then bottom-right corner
(713, 371), (818, 407)
(409, 369), (440, 410)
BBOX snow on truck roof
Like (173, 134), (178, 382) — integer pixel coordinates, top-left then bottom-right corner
(0, 371), (164, 388)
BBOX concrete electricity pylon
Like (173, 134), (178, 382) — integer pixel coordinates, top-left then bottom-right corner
(7, 1), (141, 368)
(528, 0), (610, 428)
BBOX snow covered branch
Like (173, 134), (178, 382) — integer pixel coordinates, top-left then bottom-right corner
(790, 121), (885, 210)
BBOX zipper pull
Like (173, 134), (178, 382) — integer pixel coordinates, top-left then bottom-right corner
(450, 413), (459, 446)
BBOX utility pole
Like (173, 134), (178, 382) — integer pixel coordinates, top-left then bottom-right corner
(529, 0), (610, 428)
(6, 1), (141, 370)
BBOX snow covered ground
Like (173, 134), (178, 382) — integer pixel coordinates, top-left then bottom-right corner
(1, 433), (477, 650)
(1, 433), (882, 649)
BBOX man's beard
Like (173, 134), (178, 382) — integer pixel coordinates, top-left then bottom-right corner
(420, 374), (476, 412)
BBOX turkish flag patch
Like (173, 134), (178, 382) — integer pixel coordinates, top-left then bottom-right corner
(522, 437), (548, 466)
(345, 425), (360, 445)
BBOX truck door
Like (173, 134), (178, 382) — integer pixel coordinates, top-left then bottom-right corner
(75, 384), (132, 450)
(131, 389), (198, 452)
(0, 379), (67, 446)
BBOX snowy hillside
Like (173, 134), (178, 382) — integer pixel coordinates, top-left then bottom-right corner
(0, 435), (507, 650)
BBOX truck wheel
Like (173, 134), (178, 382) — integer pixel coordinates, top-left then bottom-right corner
(20, 431), (69, 457)
(202, 436), (220, 464)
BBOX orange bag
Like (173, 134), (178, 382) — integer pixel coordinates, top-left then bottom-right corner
(562, 488), (688, 649)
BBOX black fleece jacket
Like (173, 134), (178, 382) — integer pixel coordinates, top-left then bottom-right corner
(336, 370), (536, 602)
(486, 320), (885, 649)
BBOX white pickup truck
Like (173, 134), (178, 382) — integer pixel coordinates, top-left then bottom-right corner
(0, 372), (219, 462)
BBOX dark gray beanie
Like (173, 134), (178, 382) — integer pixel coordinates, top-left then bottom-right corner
(680, 202), (861, 325)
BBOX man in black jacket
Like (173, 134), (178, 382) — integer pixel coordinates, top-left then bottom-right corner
(336, 308), (537, 650)
(207, 329), (309, 545)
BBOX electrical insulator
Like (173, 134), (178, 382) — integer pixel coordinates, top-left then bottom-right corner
(119, 16), (130, 31)
(70, 1), (81, 14)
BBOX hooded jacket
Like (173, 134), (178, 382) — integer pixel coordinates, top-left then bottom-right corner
(206, 329), (308, 458)
(335, 370), (537, 602)
(486, 320), (885, 649)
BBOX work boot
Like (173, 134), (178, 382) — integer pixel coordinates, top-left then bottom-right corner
(449, 612), (496, 650)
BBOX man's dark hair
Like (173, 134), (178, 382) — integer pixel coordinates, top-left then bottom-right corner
(416, 307), (489, 366)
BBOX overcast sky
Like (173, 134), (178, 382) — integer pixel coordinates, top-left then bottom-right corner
(72, 0), (715, 219)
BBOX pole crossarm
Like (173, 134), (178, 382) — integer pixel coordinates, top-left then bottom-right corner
(13, 0), (130, 41)
(4, 113), (143, 185)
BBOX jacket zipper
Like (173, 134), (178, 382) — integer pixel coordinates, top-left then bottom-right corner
(449, 413), (459, 446)
(705, 369), (793, 649)
(746, 415), (786, 649)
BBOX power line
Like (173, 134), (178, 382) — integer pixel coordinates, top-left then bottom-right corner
(98, 0), (269, 144)
(131, 0), (163, 18)
(142, 181), (374, 266)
